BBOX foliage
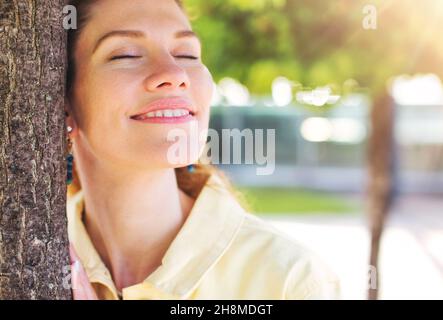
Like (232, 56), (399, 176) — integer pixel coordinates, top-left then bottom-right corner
(185, 0), (443, 96)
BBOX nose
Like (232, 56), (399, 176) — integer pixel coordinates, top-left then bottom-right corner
(143, 59), (191, 92)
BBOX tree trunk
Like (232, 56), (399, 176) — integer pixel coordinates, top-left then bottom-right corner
(0, 0), (71, 299)
(367, 91), (396, 300)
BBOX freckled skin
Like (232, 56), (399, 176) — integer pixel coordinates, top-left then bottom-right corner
(67, 0), (213, 170)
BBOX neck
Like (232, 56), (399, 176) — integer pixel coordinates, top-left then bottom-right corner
(76, 158), (194, 293)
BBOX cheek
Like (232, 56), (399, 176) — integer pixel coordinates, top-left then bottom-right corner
(73, 75), (127, 148)
(190, 66), (214, 113)
(92, 69), (139, 110)
(78, 69), (139, 124)
(188, 66), (213, 155)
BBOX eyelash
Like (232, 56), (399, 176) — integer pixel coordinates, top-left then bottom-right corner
(110, 55), (199, 60)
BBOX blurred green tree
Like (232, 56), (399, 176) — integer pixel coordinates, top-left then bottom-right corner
(187, 0), (443, 93)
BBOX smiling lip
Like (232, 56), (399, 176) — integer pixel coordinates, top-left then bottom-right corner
(130, 97), (195, 120)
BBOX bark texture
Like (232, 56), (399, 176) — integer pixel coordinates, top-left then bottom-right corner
(0, 0), (71, 299)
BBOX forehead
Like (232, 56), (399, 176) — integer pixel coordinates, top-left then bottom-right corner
(78, 0), (191, 50)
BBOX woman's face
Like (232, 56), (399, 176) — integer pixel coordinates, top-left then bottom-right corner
(67, 0), (213, 171)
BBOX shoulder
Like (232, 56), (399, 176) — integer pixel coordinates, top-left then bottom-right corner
(197, 174), (341, 299)
(207, 210), (341, 299)
(244, 213), (339, 298)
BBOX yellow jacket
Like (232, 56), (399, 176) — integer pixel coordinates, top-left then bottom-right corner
(67, 174), (340, 300)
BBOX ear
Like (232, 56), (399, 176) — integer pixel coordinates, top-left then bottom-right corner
(65, 99), (79, 138)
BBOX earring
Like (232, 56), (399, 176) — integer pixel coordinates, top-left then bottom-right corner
(187, 164), (195, 173)
(66, 126), (74, 185)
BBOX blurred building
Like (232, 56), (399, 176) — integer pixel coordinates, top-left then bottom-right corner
(208, 94), (443, 195)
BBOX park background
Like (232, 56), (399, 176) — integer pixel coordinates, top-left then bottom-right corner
(184, 0), (443, 299)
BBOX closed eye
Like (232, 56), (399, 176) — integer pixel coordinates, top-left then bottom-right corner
(175, 55), (199, 60)
(110, 55), (198, 60)
(110, 55), (141, 60)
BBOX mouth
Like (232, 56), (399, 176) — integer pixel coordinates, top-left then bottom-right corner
(130, 108), (195, 121)
(129, 97), (196, 121)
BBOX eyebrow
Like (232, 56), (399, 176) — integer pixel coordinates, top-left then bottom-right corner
(92, 29), (200, 53)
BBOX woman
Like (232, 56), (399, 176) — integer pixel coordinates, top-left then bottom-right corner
(66, 0), (340, 300)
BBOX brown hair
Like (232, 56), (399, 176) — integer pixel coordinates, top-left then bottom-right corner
(66, 0), (249, 210)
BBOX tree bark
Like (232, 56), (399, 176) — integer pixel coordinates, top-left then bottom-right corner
(0, 0), (71, 299)
(367, 92), (396, 300)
